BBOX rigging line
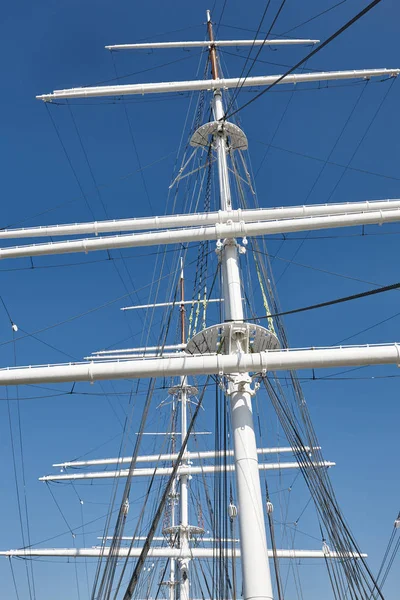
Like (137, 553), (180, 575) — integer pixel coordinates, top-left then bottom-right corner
(0, 268), (177, 349)
(45, 482), (75, 535)
(131, 23), (202, 43)
(293, 496), (313, 525)
(12, 333), (37, 600)
(220, 47), (321, 72)
(273, 79), (369, 285)
(121, 378), (210, 600)
(66, 101), (148, 345)
(66, 102), (109, 218)
(333, 310), (400, 346)
(370, 514), (400, 598)
(0, 199), (77, 231)
(215, 0), (229, 36)
(44, 104), (96, 219)
(17, 327), (76, 360)
(93, 378), (160, 600)
(111, 53), (154, 213)
(248, 279), (400, 322)
(92, 384), (138, 577)
(220, 1), (347, 38)
(86, 51), (204, 87)
(0, 245), (199, 275)
(257, 59), (367, 183)
(252, 248), (392, 288)
(254, 71), (298, 180)
(0, 149), (175, 232)
(0, 294), (15, 326)
(8, 557), (21, 600)
(225, 0), (387, 119)
(259, 230), (400, 241)
(6, 386), (34, 600)
(224, 0), (273, 114)
(253, 137), (400, 182)
(263, 378), (383, 599)
(326, 77), (396, 203)
(376, 535), (400, 592)
(278, 1), (348, 36)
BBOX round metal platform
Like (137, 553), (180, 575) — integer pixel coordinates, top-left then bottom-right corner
(168, 384), (198, 397)
(185, 321), (279, 356)
(163, 525), (205, 538)
(190, 121), (248, 150)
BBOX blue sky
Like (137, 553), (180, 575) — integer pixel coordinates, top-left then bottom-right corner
(0, 0), (399, 598)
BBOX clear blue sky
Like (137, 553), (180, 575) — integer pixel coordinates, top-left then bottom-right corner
(0, 0), (399, 598)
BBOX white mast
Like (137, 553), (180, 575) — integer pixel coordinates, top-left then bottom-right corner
(178, 259), (190, 600)
(1, 8), (400, 599)
(206, 10), (274, 600)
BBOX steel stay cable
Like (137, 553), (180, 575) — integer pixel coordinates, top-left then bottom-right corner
(263, 376), (384, 598)
(220, 1), (346, 38)
(273, 77), (370, 286)
(0, 268), (179, 350)
(121, 377), (209, 600)
(278, 0), (347, 36)
(106, 374), (180, 598)
(225, 0), (386, 119)
(252, 247), (392, 288)
(227, 0), (288, 114)
(247, 279), (400, 321)
(91, 378), (158, 600)
(253, 136), (400, 183)
(223, 0), (273, 114)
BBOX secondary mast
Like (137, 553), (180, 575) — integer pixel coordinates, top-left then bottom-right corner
(205, 10), (274, 600)
(165, 258), (201, 600)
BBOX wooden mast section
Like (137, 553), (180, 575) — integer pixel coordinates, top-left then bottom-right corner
(206, 10), (219, 81)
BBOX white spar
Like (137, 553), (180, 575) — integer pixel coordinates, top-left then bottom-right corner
(2, 207), (400, 259)
(105, 39), (320, 51)
(0, 344), (399, 385)
(36, 69), (399, 101)
(53, 446), (314, 467)
(0, 547), (366, 559)
(1, 199), (400, 240)
(36, 69), (400, 102)
(39, 461), (335, 481)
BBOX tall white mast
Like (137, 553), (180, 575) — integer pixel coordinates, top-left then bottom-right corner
(206, 10), (274, 600)
(1, 9), (400, 599)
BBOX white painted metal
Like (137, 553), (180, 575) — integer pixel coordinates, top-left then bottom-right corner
(179, 379), (190, 600)
(212, 87), (274, 600)
(0, 344), (399, 385)
(36, 69), (399, 101)
(84, 352), (182, 361)
(120, 299), (222, 311)
(92, 344), (186, 354)
(99, 536), (240, 542)
(2, 199), (400, 240)
(53, 446), (309, 467)
(39, 460), (334, 481)
(0, 547), (366, 559)
(3, 208), (400, 260)
(105, 39), (320, 51)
